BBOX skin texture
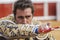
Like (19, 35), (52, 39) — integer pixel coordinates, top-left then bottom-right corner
(15, 8), (33, 24)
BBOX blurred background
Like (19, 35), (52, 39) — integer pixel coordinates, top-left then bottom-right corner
(0, 0), (60, 40)
(0, 0), (60, 21)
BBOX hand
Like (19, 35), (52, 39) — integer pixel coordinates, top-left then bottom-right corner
(38, 23), (52, 34)
(38, 27), (51, 33)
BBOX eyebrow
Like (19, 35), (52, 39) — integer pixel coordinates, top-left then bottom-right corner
(18, 16), (24, 19)
(18, 15), (31, 19)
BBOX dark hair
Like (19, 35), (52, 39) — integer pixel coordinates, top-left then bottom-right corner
(13, 0), (34, 18)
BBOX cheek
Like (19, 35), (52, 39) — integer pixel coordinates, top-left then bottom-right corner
(27, 18), (32, 23)
(15, 17), (21, 23)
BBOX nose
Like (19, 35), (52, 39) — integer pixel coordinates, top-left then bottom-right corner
(22, 18), (27, 24)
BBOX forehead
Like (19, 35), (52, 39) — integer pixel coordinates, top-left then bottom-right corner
(16, 8), (32, 16)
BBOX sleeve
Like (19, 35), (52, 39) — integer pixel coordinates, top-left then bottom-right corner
(0, 21), (4, 36)
(0, 20), (7, 40)
(0, 19), (16, 36)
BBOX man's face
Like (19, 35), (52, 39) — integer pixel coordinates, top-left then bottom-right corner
(15, 8), (33, 24)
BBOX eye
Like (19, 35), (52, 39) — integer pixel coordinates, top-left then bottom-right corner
(25, 15), (31, 19)
(18, 16), (24, 19)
